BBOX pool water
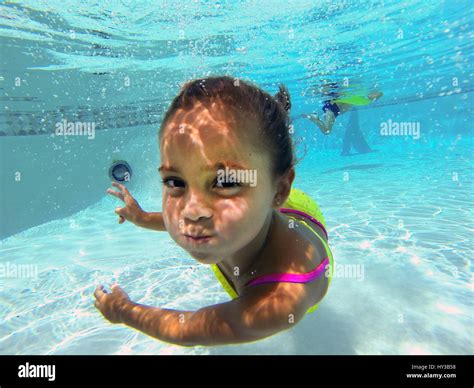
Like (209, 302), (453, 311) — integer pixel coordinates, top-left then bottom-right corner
(0, 1), (472, 355)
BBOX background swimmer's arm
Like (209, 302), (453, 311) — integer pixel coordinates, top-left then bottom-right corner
(119, 282), (315, 346)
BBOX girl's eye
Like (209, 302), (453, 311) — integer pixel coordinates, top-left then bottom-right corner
(161, 177), (241, 191)
(161, 178), (185, 188)
(214, 179), (241, 189)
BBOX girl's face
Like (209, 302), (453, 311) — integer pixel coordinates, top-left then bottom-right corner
(159, 101), (276, 264)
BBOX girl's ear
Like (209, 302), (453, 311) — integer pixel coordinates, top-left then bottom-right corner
(273, 168), (295, 208)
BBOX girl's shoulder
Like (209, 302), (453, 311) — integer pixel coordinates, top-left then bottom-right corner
(239, 212), (330, 305)
(257, 212), (328, 276)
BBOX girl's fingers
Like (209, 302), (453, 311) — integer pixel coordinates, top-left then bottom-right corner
(94, 285), (106, 300)
(115, 208), (126, 224)
(109, 183), (133, 222)
(112, 182), (131, 197)
(111, 284), (121, 291)
(107, 188), (125, 201)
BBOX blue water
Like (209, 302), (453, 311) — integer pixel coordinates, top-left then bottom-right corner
(0, 1), (473, 355)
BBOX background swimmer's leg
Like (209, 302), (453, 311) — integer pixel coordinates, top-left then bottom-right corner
(303, 112), (334, 135)
(341, 109), (373, 156)
(312, 109), (336, 135)
(323, 110), (336, 134)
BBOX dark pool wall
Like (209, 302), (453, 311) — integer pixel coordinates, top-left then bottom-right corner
(0, 124), (159, 239)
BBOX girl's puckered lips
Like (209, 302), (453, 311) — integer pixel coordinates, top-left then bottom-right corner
(182, 234), (215, 245)
(185, 233), (212, 238)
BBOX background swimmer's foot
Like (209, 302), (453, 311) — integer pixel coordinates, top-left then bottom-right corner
(320, 127), (331, 135)
(368, 91), (383, 100)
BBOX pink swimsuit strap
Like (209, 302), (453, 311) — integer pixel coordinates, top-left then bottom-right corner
(279, 207), (329, 239)
(246, 257), (330, 287)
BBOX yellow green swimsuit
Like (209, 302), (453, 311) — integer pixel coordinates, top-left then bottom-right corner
(323, 94), (374, 118)
(211, 188), (334, 314)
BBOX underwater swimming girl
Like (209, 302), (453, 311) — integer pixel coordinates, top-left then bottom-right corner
(94, 76), (334, 346)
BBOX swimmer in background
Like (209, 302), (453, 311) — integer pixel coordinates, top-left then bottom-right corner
(95, 77), (334, 346)
(303, 83), (383, 135)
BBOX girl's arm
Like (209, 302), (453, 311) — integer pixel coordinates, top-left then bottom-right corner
(107, 182), (166, 231)
(94, 280), (322, 346)
(134, 212), (167, 231)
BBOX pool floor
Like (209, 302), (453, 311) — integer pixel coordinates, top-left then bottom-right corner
(0, 139), (472, 355)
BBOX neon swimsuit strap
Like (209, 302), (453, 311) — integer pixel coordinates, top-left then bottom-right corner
(279, 207), (328, 239)
(288, 216), (335, 289)
(246, 257), (330, 287)
(211, 264), (239, 299)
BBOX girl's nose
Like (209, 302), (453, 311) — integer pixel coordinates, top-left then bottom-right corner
(181, 193), (213, 222)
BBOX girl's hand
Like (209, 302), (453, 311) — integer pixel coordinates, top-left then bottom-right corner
(107, 182), (145, 225)
(94, 284), (133, 324)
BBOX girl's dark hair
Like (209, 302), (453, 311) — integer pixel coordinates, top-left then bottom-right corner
(159, 76), (295, 178)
